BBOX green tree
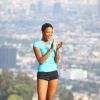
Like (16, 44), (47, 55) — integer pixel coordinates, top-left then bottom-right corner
(7, 94), (23, 100)
(11, 84), (34, 100)
(0, 69), (37, 100)
(0, 69), (14, 100)
(57, 85), (74, 100)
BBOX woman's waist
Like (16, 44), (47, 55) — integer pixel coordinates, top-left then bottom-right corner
(39, 62), (57, 66)
(38, 63), (57, 72)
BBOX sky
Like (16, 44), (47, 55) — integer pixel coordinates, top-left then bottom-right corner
(0, 0), (97, 6)
(29, 0), (97, 5)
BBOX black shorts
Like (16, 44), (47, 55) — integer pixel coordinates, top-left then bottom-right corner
(37, 70), (59, 81)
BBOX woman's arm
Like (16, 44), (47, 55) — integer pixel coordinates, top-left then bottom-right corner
(33, 41), (54, 64)
(55, 49), (60, 64)
(54, 42), (63, 64)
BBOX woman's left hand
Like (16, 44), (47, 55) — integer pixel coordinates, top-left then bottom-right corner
(56, 41), (63, 50)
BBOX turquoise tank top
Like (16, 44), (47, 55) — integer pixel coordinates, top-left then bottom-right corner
(33, 40), (57, 72)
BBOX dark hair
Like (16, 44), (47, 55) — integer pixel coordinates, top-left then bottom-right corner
(41, 23), (53, 32)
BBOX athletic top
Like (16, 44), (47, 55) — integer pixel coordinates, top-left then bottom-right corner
(33, 40), (57, 72)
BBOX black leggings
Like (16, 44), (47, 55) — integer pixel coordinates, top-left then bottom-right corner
(37, 70), (59, 81)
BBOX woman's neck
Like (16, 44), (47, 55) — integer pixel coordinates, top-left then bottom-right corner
(42, 38), (48, 42)
(41, 38), (50, 44)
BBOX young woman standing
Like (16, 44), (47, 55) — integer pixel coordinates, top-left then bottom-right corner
(33, 23), (63, 100)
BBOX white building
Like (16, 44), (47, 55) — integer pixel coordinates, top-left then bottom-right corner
(60, 68), (88, 81)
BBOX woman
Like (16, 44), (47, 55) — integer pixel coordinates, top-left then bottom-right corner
(33, 23), (63, 100)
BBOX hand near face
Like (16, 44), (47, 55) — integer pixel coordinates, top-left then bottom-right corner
(56, 41), (63, 50)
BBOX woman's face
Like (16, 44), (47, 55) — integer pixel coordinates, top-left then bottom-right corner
(42, 27), (53, 41)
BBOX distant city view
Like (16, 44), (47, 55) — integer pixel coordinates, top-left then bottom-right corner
(0, 0), (100, 100)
